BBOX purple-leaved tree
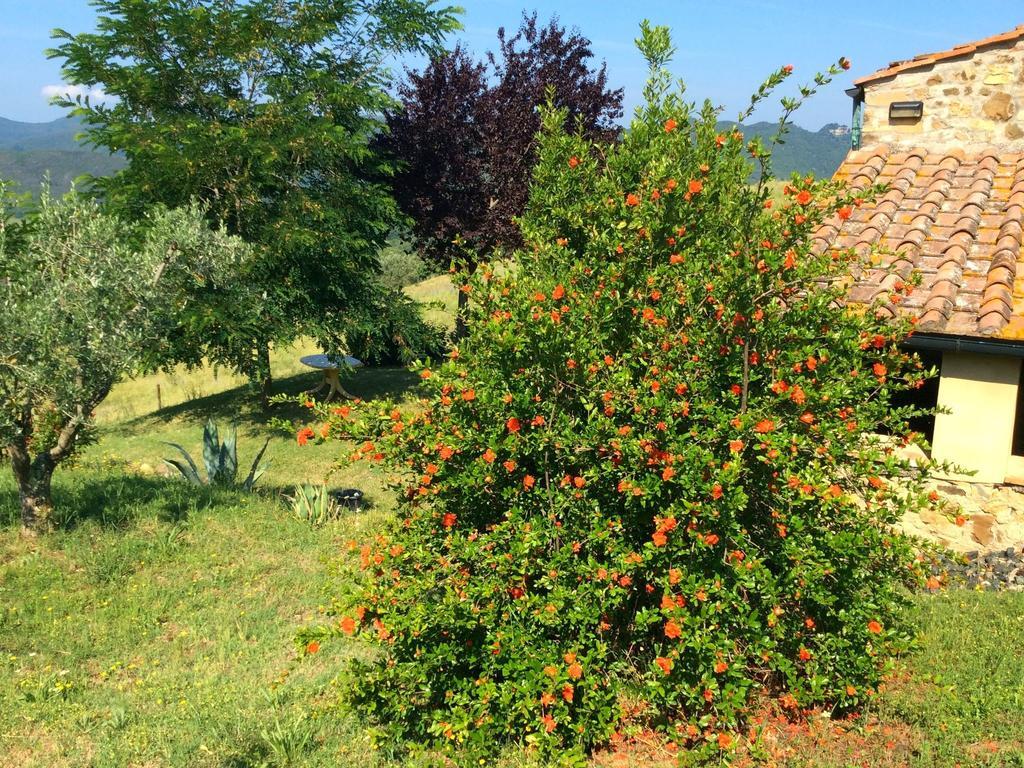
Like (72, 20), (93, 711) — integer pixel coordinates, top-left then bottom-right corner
(385, 13), (623, 337)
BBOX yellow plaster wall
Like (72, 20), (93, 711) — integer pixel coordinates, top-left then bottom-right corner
(932, 352), (1021, 483)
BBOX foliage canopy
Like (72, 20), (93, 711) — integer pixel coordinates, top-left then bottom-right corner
(49, 0), (460, 384)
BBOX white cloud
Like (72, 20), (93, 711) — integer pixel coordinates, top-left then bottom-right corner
(41, 83), (109, 103)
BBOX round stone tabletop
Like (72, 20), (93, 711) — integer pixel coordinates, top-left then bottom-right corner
(300, 354), (363, 370)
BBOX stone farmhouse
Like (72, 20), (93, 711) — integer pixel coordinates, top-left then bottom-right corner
(818, 25), (1024, 484)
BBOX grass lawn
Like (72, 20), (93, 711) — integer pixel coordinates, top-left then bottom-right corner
(2, 334), (1024, 767)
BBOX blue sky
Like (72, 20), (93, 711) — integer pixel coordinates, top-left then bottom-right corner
(1, 1), (1021, 128)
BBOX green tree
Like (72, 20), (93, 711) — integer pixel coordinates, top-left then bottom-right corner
(49, 0), (460, 400)
(303, 24), (939, 761)
(0, 190), (252, 534)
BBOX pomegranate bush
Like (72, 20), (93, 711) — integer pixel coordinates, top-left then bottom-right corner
(312, 24), (937, 762)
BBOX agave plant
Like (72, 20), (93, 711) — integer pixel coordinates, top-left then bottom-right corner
(287, 484), (341, 526)
(164, 419), (270, 491)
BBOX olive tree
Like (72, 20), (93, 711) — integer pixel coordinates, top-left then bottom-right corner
(0, 190), (251, 534)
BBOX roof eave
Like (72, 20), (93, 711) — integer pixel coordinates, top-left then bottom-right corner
(904, 332), (1024, 358)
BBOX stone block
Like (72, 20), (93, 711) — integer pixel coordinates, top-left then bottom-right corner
(985, 65), (1013, 85)
(984, 92), (1015, 120)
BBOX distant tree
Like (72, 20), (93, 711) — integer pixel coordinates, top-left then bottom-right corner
(49, 0), (460, 401)
(385, 13), (623, 336)
(0, 191), (251, 534)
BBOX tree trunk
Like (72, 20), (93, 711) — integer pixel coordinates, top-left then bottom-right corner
(454, 287), (470, 342)
(11, 458), (55, 536)
(453, 263), (478, 342)
(257, 343), (273, 410)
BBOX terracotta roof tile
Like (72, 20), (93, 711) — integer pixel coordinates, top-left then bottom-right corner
(822, 145), (1024, 340)
(854, 25), (1024, 86)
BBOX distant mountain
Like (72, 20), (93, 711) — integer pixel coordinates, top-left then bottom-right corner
(718, 121), (851, 180)
(0, 114), (853, 199)
(0, 115), (124, 195)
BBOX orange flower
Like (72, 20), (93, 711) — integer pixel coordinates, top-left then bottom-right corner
(552, 284), (565, 300)
(655, 656), (673, 675)
(562, 684), (574, 702)
(626, 193), (640, 207)
(717, 732), (733, 749)
(873, 362), (887, 377)
(461, 388), (476, 401)
(652, 531), (668, 547)
(540, 691), (555, 706)
(867, 620), (883, 634)
(503, 459), (517, 472)
(714, 660), (728, 674)
(799, 647), (812, 661)
(439, 446), (454, 460)
(544, 665), (558, 677)
(482, 448), (496, 463)
(728, 439), (744, 452)
(846, 684), (857, 696)
(664, 118), (677, 132)
(442, 513), (457, 529)
(783, 250), (796, 269)
(799, 412), (815, 425)
(711, 484), (723, 500)
(704, 533), (720, 546)
(567, 662), (583, 680)
(306, 640), (320, 654)
(568, 156), (580, 168)
(795, 189), (812, 205)
(664, 620), (682, 639)
(838, 205), (852, 220)
(523, 475), (536, 490)
(688, 179), (703, 195)
(506, 417), (521, 433)
(754, 419), (776, 433)
(662, 466), (676, 481)
(542, 714), (557, 733)
(665, 178), (678, 191)
(339, 616), (356, 635)
(296, 426), (315, 446)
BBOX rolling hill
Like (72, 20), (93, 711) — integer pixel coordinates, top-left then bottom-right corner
(718, 120), (851, 180)
(0, 115), (124, 195)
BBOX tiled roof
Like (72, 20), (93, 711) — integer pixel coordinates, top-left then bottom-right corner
(854, 25), (1024, 86)
(814, 144), (1024, 340)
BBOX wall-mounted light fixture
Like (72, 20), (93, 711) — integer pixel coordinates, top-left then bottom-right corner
(889, 101), (924, 120)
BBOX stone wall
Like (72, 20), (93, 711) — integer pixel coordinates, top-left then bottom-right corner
(861, 39), (1024, 149)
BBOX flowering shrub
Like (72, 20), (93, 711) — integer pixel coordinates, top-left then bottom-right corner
(309, 24), (937, 763)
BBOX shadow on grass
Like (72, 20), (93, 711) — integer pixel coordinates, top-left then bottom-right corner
(123, 366), (421, 432)
(0, 471), (259, 532)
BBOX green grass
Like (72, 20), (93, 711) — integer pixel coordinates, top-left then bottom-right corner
(2, 309), (1024, 767)
(0, 476), (388, 768)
